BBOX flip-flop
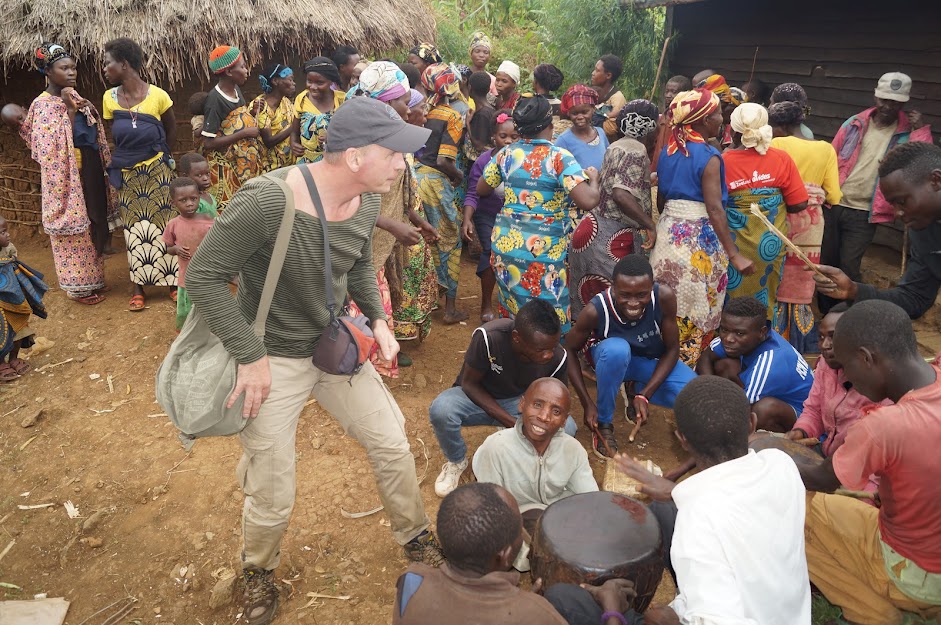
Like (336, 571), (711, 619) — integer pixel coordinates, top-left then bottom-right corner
(8, 358), (30, 375)
(128, 294), (145, 312)
(0, 363), (19, 382)
(72, 293), (106, 306)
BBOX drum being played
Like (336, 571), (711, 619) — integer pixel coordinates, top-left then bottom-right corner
(748, 431), (823, 469)
(530, 491), (663, 612)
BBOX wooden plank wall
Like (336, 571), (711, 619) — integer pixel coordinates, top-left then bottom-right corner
(667, 0), (941, 143)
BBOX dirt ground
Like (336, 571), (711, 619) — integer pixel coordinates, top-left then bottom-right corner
(0, 230), (937, 625)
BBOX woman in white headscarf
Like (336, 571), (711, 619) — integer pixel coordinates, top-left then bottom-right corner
(722, 102), (809, 317)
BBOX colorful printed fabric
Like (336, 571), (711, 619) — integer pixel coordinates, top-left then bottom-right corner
(650, 199), (729, 363)
(410, 43), (443, 64)
(778, 183), (826, 304)
(469, 31), (492, 53)
(560, 84), (599, 116)
(295, 90), (346, 163)
(209, 45), (242, 74)
(666, 89), (720, 156)
(117, 157), (177, 286)
(723, 147), (809, 318)
(416, 165), (462, 298)
(772, 302), (819, 355)
(569, 136), (652, 318)
(34, 42), (70, 74)
(258, 64), (292, 94)
(49, 230), (106, 296)
(0, 255), (48, 358)
(483, 139), (586, 333)
(252, 94), (296, 172)
(421, 63), (461, 107)
(677, 316), (712, 368)
(205, 105), (262, 208)
(349, 61), (410, 103)
(348, 266), (399, 378)
(698, 74), (741, 105)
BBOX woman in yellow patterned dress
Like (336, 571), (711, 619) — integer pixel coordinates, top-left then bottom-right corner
(200, 46), (262, 210)
(102, 38), (179, 311)
(252, 63), (296, 173)
(290, 57), (345, 163)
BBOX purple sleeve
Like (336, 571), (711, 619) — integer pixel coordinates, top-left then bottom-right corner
(463, 150), (492, 210)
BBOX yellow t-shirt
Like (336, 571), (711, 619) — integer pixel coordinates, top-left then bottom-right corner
(771, 136), (843, 206)
(102, 85), (174, 166)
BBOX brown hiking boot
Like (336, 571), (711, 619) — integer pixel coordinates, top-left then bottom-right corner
(404, 530), (445, 567)
(241, 567), (279, 625)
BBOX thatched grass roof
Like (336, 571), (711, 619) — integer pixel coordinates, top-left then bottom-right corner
(0, 0), (437, 83)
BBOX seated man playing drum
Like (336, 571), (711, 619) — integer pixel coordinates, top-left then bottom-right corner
(473, 378), (598, 569)
(697, 296), (814, 432)
(393, 482), (635, 625)
(608, 376), (811, 625)
(565, 255), (696, 458)
(430, 299), (577, 499)
(797, 301), (941, 625)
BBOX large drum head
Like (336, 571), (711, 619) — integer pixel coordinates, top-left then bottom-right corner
(748, 432), (823, 469)
(532, 492), (663, 611)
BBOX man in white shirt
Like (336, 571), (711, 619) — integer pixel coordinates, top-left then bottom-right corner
(579, 375), (811, 625)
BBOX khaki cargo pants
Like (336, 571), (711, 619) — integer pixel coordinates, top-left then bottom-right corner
(238, 356), (430, 570)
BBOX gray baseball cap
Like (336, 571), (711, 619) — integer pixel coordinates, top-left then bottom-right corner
(325, 96), (431, 153)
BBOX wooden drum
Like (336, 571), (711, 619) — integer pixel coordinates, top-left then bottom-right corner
(748, 432), (823, 469)
(530, 492), (663, 612)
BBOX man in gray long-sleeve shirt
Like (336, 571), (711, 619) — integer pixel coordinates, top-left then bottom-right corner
(186, 97), (441, 625)
(815, 142), (941, 319)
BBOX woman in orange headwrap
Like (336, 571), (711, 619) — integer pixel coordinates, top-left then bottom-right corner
(650, 88), (753, 366)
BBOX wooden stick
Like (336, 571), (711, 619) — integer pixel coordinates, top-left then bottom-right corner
(590, 423), (616, 458)
(795, 437), (819, 447)
(648, 36), (671, 102)
(748, 204), (833, 282)
(748, 46), (760, 83)
(628, 419), (643, 443)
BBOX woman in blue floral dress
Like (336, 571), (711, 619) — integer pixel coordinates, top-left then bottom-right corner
(477, 95), (599, 333)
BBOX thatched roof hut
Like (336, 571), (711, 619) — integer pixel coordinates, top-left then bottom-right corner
(0, 0), (437, 83)
(0, 0), (436, 228)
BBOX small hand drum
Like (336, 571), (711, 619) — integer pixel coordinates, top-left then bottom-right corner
(530, 492), (663, 612)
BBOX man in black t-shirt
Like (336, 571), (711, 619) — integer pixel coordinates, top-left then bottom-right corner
(429, 299), (575, 498)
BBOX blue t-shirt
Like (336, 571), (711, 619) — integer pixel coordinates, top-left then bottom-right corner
(554, 127), (609, 172)
(710, 328), (813, 413)
(657, 141), (728, 205)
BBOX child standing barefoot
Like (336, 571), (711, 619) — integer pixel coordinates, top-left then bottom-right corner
(177, 152), (218, 216)
(162, 178), (213, 329)
(462, 111), (518, 322)
(0, 215), (49, 382)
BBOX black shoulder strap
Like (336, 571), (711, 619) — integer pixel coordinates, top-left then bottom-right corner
(297, 165), (336, 321)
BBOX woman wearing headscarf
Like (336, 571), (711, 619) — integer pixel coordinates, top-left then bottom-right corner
(290, 57), (345, 163)
(415, 63), (468, 324)
(722, 102), (808, 319)
(468, 31), (497, 96)
(569, 100), (660, 318)
(20, 42), (115, 305)
(103, 38), (185, 310)
(492, 61), (521, 111)
(345, 62), (439, 373)
(252, 63), (296, 172)
(697, 73), (742, 148)
(478, 95), (600, 332)
(408, 43), (443, 77)
(555, 84), (609, 173)
(769, 96), (841, 351)
(199, 45), (262, 212)
(651, 88), (751, 366)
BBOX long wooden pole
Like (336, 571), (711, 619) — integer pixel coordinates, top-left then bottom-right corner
(648, 36), (671, 101)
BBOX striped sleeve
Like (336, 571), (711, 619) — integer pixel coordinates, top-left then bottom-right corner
(744, 351), (774, 404)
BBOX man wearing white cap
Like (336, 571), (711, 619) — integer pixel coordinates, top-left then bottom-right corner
(819, 72), (932, 313)
(187, 97), (443, 625)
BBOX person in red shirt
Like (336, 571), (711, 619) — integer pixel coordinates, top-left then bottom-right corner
(786, 302), (891, 464)
(798, 300), (941, 625)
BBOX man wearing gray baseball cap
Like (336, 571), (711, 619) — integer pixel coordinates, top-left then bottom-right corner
(819, 72), (933, 313)
(186, 96), (441, 625)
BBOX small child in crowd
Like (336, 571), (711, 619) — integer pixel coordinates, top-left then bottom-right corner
(462, 110), (518, 322)
(188, 91), (208, 146)
(1, 103), (26, 131)
(177, 152), (218, 216)
(162, 178), (214, 329)
(0, 215), (48, 382)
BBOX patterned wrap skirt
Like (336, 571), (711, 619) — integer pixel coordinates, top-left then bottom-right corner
(117, 158), (178, 287)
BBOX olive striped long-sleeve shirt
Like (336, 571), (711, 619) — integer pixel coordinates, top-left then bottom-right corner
(185, 169), (385, 364)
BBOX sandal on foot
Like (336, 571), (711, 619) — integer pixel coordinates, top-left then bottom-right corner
(8, 358), (30, 375)
(128, 295), (145, 311)
(72, 293), (106, 306)
(442, 310), (469, 325)
(0, 363), (19, 382)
